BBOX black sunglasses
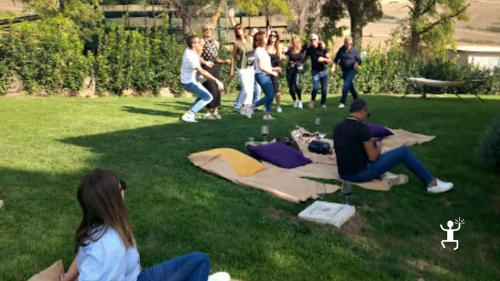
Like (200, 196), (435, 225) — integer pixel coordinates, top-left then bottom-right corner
(119, 180), (127, 191)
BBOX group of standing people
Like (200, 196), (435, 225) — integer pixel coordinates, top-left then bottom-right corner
(179, 20), (363, 122)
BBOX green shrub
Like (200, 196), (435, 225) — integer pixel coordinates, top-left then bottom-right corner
(94, 23), (185, 95)
(1, 15), (89, 94)
(1, 11), (498, 97)
(477, 117), (500, 169)
(0, 49), (11, 95)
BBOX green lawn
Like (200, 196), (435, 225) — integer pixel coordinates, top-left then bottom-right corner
(0, 94), (499, 281)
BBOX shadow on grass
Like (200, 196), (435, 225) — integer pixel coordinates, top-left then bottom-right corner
(123, 106), (181, 117)
(2, 95), (500, 281)
(63, 95), (500, 280)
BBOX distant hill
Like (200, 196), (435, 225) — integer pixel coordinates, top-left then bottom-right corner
(336, 0), (500, 48)
(0, 0), (25, 13)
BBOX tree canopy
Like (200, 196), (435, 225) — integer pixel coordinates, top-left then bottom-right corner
(407, 0), (469, 55)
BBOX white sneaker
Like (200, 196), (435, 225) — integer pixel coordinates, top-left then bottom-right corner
(427, 178), (454, 194)
(208, 272), (231, 281)
(240, 107), (253, 119)
(181, 111), (197, 123)
(338, 103), (345, 108)
(293, 101), (298, 108)
(263, 114), (274, 120)
(381, 172), (409, 186)
(203, 113), (216, 120)
(276, 106), (283, 113)
(298, 101), (303, 109)
(213, 113), (222, 120)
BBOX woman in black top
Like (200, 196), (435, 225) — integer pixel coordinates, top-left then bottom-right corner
(200, 23), (230, 120)
(285, 35), (305, 109)
(266, 30), (284, 113)
(302, 34), (332, 108)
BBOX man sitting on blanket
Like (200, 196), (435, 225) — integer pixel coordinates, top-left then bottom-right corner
(333, 99), (454, 193)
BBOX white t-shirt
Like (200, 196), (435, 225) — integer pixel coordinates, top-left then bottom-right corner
(77, 227), (140, 281)
(254, 47), (272, 74)
(180, 48), (201, 84)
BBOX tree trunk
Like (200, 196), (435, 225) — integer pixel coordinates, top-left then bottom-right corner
(59, 0), (64, 12)
(410, 28), (420, 55)
(181, 14), (192, 36)
(410, 0), (422, 55)
(350, 16), (363, 47)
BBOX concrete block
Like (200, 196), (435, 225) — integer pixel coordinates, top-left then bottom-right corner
(298, 201), (355, 228)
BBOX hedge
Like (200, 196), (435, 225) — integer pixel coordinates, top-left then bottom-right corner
(0, 16), (498, 96)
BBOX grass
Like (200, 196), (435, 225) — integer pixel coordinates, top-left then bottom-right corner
(0, 94), (499, 281)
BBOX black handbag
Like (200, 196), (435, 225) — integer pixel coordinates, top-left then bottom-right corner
(308, 140), (332, 155)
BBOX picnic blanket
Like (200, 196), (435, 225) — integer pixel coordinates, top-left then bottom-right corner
(189, 152), (339, 203)
(28, 260), (64, 281)
(189, 127), (435, 202)
(290, 126), (436, 191)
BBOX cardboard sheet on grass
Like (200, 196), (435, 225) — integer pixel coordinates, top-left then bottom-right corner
(290, 127), (436, 191)
(189, 150), (339, 203)
(189, 128), (435, 202)
(28, 260), (64, 281)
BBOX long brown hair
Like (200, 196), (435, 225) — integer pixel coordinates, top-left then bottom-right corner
(233, 23), (244, 41)
(253, 31), (266, 49)
(74, 168), (134, 253)
(267, 30), (280, 51)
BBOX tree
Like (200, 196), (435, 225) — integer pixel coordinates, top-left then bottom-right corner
(287, 0), (320, 34)
(171, 0), (217, 35)
(345, 0), (382, 47)
(233, 0), (292, 27)
(320, 0), (344, 42)
(407, 0), (469, 55)
(321, 0), (382, 47)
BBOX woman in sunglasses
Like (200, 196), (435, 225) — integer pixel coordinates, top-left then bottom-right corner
(251, 31), (281, 120)
(266, 30), (284, 113)
(285, 35), (305, 109)
(302, 33), (332, 109)
(60, 169), (230, 281)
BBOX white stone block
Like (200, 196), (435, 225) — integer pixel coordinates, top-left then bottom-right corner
(298, 201), (355, 228)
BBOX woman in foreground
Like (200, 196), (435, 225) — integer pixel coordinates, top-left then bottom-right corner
(60, 168), (230, 281)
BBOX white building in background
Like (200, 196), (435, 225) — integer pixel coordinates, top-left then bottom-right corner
(450, 45), (500, 71)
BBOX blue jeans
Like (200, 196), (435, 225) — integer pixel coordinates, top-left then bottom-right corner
(254, 72), (275, 112)
(311, 69), (329, 105)
(253, 81), (261, 104)
(137, 252), (210, 281)
(181, 82), (213, 113)
(234, 82), (260, 109)
(341, 146), (434, 185)
(340, 68), (358, 104)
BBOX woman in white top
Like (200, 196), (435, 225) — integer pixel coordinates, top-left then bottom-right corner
(252, 31), (282, 120)
(60, 169), (230, 281)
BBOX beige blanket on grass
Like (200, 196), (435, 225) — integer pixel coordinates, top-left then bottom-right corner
(28, 260), (63, 281)
(189, 152), (339, 203)
(189, 127), (435, 203)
